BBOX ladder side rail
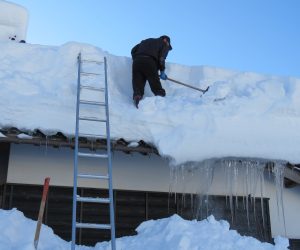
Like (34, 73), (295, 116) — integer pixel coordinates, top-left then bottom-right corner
(104, 57), (116, 250)
(71, 53), (82, 250)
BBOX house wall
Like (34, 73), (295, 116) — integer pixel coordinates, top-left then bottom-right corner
(6, 143), (300, 239)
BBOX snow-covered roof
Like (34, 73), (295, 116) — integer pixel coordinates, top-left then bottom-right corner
(1, 41), (300, 166)
(0, 0), (29, 42)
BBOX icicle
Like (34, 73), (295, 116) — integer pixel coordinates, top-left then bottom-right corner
(205, 193), (209, 218)
(168, 165), (176, 212)
(267, 162), (272, 179)
(244, 161), (250, 228)
(189, 167), (195, 210)
(203, 160), (213, 218)
(224, 159), (235, 223)
(253, 195), (256, 224)
(195, 193), (203, 219)
(174, 166), (179, 204)
(192, 160), (214, 220)
(273, 162), (287, 236)
(180, 165), (187, 209)
(170, 157), (285, 236)
(260, 167), (266, 232)
(251, 161), (259, 224)
(234, 165), (239, 209)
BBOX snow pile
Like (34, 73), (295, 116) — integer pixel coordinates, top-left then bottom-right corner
(0, 41), (300, 165)
(0, 208), (72, 250)
(0, 208), (289, 250)
(0, 1), (28, 42)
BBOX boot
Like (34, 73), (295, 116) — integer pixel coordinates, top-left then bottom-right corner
(133, 95), (142, 109)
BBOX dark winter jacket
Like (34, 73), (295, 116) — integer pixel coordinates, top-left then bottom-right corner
(131, 37), (171, 71)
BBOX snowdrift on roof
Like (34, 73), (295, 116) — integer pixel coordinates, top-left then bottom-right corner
(0, 41), (300, 165)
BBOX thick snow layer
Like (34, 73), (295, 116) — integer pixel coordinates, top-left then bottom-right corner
(0, 208), (289, 250)
(0, 1), (28, 42)
(0, 41), (300, 165)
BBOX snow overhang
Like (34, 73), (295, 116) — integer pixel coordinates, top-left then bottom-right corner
(0, 127), (299, 188)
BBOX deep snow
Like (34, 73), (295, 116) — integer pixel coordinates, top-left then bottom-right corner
(0, 2), (298, 249)
(0, 208), (289, 250)
(0, 41), (300, 165)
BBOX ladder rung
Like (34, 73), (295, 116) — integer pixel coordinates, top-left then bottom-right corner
(78, 133), (106, 139)
(81, 72), (101, 76)
(78, 173), (109, 180)
(78, 152), (108, 158)
(76, 223), (111, 230)
(81, 59), (103, 64)
(80, 100), (106, 106)
(77, 196), (110, 204)
(79, 116), (106, 122)
(80, 85), (105, 92)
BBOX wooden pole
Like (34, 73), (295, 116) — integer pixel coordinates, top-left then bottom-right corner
(34, 177), (50, 249)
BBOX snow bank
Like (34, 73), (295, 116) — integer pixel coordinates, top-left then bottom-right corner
(0, 208), (73, 250)
(0, 41), (300, 165)
(0, 208), (289, 250)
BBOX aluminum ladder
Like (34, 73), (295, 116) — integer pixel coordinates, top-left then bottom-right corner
(71, 53), (116, 250)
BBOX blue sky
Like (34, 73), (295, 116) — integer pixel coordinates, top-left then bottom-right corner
(11, 0), (300, 77)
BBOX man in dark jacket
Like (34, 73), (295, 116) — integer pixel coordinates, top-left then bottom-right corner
(131, 35), (172, 108)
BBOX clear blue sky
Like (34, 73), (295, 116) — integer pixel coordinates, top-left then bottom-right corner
(11, 0), (300, 77)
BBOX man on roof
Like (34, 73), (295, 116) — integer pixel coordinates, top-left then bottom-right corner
(131, 35), (172, 108)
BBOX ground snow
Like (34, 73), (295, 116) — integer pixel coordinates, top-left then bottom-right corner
(0, 208), (289, 250)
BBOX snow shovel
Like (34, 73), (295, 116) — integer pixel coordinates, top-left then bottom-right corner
(167, 77), (209, 94)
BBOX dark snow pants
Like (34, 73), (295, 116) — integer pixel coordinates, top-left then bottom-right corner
(132, 56), (166, 99)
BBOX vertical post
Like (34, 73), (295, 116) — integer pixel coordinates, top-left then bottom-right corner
(34, 177), (50, 249)
(104, 57), (116, 250)
(71, 53), (82, 250)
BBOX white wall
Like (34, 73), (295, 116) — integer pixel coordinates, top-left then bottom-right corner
(7, 144), (171, 190)
(7, 144), (300, 239)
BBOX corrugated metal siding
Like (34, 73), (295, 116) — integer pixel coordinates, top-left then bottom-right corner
(1, 183), (272, 246)
(289, 239), (300, 250)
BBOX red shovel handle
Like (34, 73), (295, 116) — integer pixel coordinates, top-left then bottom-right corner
(34, 177), (51, 249)
(41, 177), (50, 202)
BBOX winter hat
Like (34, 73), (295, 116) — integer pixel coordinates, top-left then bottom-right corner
(160, 35), (172, 50)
